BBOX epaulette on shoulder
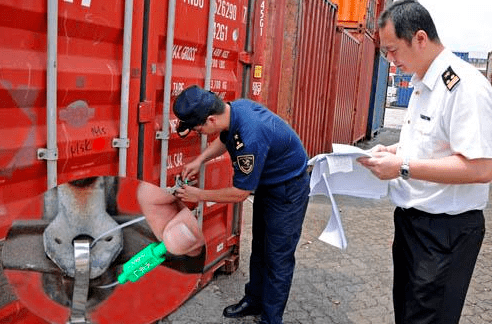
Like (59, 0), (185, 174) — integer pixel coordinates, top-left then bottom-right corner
(442, 66), (461, 91)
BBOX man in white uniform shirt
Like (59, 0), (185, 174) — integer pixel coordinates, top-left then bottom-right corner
(358, 1), (492, 323)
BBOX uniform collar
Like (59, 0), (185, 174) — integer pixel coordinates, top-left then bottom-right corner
(411, 48), (451, 91)
(222, 101), (237, 140)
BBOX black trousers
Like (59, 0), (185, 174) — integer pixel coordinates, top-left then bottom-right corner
(393, 207), (485, 324)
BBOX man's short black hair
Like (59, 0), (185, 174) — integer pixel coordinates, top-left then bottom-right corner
(378, 0), (440, 44)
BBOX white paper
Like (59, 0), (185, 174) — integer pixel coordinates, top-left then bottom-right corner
(308, 144), (390, 250)
(308, 144), (388, 199)
(317, 173), (347, 250)
(327, 155), (353, 174)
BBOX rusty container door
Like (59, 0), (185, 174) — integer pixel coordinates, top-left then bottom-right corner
(290, 0), (338, 157)
(351, 31), (376, 143)
(260, 0), (338, 157)
(330, 27), (360, 144)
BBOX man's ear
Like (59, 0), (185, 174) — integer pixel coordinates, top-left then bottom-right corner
(415, 30), (428, 48)
(207, 115), (217, 125)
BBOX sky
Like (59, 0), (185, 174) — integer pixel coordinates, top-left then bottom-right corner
(416, 0), (492, 55)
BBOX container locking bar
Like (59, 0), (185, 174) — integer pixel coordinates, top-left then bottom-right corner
(68, 239), (91, 324)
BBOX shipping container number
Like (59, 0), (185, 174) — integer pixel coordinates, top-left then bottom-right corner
(214, 22), (228, 41)
(216, 0), (237, 21)
(185, 0), (204, 8)
(259, 1), (265, 36)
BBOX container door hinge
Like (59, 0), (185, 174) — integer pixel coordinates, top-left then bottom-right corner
(239, 51), (252, 65)
(37, 148), (58, 161)
(112, 138), (130, 148)
(138, 100), (154, 123)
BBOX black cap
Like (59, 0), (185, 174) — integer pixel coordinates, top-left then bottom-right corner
(173, 85), (220, 138)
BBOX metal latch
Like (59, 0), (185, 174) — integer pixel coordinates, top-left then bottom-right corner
(155, 130), (169, 140)
(37, 148), (59, 160)
(68, 239), (91, 324)
(112, 138), (130, 148)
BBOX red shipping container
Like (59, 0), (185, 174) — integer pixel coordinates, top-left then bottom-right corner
(351, 30), (376, 143)
(330, 27), (361, 145)
(0, 0), (267, 323)
(268, 0), (338, 157)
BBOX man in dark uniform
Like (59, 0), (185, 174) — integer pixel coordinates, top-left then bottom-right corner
(173, 85), (310, 324)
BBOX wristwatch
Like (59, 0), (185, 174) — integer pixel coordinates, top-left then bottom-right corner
(399, 158), (410, 180)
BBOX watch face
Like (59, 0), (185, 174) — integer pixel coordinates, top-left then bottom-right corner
(400, 164), (410, 179)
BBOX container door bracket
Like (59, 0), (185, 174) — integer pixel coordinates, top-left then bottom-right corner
(155, 131), (169, 140)
(112, 138), (130, 148)
(37, 148), (59, 161)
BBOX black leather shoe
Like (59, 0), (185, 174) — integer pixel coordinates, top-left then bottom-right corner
(223, 297), (261, 318)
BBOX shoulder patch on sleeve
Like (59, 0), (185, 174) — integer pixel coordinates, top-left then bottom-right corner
(442, 66), (460, 91)
(237, 155), (254, 174)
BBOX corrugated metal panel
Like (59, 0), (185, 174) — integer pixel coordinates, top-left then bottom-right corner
(367, 52), (389, 138)
(141, 0), (247, 186)
(331, 27), (360, 144)
(0, 0), (143, 237)
(352, 31), (376, 142)
(395, 74), (413, 107)
(290, 0), (338, 157)
(0, 0), (254, 323)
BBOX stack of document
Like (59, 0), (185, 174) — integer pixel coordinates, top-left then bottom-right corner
(308, 144), (389, 250)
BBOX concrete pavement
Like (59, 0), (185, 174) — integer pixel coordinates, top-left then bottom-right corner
(161, 108), (492, 324)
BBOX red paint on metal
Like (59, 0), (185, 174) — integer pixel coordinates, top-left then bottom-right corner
(3, 271), (70, 324)
(247, 0), (268, 102)
(90, 268), (201, 324)
(263, 0), (285, 112)
(330, 27), (361, 144)
(351, 31), (376, 142)
(0, 300), (50, 324)
(290, 0), (338, 157)
(0, 0), (254, 322)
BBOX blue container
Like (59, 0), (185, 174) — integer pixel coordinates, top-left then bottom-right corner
(394, 74), (413, 107)
(453, 51), (469, 62)
(367, 53), (390, 138)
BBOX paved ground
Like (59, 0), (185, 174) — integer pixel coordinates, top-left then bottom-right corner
(160, 108), (492, 324)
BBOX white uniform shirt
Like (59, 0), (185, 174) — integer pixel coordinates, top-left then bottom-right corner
(389, 49), (492, 215)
